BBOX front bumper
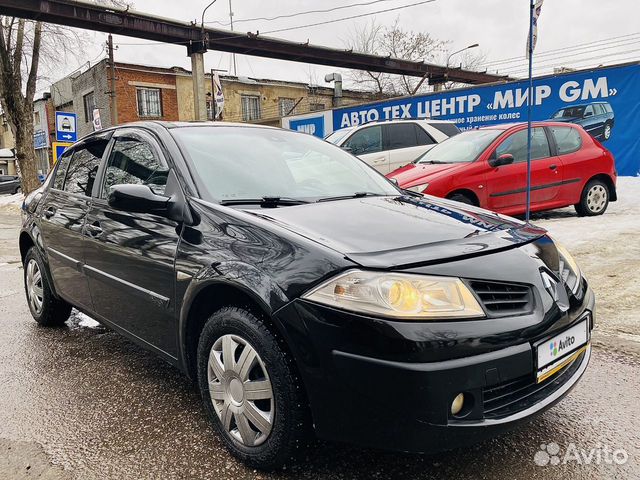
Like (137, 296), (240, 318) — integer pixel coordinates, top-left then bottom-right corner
(274, 285), (594, 453)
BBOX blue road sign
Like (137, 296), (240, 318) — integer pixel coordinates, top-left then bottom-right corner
(55, 111), (77, 142)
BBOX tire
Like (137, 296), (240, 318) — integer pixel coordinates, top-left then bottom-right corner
(197, 306), (310, 470)
(14, 186), (21, 194)
(23, 247), (72, 326)
(603, 122), (612, 141)
(448, 193), (475, 206)
(575, 179), (609, 217)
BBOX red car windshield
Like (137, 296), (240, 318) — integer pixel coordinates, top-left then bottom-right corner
(416, 129), (502, 164)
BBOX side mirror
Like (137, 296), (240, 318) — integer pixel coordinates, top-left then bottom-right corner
(489, 153), (515, 168)
(108, 184), (172, 215)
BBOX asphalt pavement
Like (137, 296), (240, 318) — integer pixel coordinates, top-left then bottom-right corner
(1, 211), (638, 480)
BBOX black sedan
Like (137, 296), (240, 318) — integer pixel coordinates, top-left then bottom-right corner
(0, 174), (20, 194)
(19, 122), (593, 470)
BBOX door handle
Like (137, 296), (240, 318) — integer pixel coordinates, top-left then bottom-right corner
(372, 157), (386, 163)
(549, 164), (557, 170)
(85, 222), (103, 237)
(43, 206), (56, 218)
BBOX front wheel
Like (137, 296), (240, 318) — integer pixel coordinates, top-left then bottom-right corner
(447, 193), (475, 206)
(14, 186), (21, 194)
(575, 179), (609, 216)
(197, 306), (310, 470)
(24, 247), (72, 326)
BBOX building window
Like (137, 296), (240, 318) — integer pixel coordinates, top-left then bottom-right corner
(241, 95), (261, 121)
(83, 92), (95, 123)
(136, 87), (163, 117)
(278, 98), (297, 117)
(309, 103), (325, 112)
(33, 111), (40, 125)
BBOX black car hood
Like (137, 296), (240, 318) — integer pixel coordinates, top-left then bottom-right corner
(243, 195), (546, 269)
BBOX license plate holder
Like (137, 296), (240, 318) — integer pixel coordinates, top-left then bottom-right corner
(535, 318), (589, 383)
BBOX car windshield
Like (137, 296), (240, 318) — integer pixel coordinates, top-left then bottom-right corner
(172, 126), (399, 203)
(553, 106), (586, 118)
(415, 129), (503, 164)
(324, 127), (354, 145)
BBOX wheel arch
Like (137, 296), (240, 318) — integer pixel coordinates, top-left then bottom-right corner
(19, 231), (35, 263)
(446, 188), (480, 206)
(584, 174), (617, 202)
(179, 278), (292, 383)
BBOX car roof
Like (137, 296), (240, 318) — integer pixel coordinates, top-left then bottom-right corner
(350, 118), (457, 129)
(477, 121), (583, 131)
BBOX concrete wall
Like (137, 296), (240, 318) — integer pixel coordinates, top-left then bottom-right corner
(71, 60), (111, 138)
(176, 74), (378, 125)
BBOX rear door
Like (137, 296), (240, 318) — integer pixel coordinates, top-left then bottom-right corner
(83, 128), (180, 356)
(547, 125), (584, 203)
(39, 139), (107, 309)
(580, 104), (599, 137)
(341, 125), (389, 173)
(384, 123), (434, 173)
(485, 127), (560, 211)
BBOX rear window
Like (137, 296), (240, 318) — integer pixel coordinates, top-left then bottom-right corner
(550, 126), (582, 155)
(428, 122), (460, 137)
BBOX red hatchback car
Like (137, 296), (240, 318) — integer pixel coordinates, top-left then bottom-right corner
(387, 122), (617, 216)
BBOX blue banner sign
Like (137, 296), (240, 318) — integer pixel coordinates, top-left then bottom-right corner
(289, 115), (325, 138)
(284, 63), (640, 176)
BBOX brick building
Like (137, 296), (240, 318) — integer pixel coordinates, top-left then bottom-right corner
(49, 60), (380, 134)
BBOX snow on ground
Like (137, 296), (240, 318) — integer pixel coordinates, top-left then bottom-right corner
(532, 177), (640, 356)
(0, 193), (23, 213)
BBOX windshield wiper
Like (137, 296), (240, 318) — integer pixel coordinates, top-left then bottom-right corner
(219, 196), (310, 207)
(317, 192), (383, 203)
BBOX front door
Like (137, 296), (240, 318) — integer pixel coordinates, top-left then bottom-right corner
(342, 125), (389, 173)
(384, 123), (434, 173)
(39, 141), (106, 310)
(486, 127), (560, 211)
(83, 128), (180, 356)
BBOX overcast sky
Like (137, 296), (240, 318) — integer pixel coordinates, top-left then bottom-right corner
(57, 0), (639, 89)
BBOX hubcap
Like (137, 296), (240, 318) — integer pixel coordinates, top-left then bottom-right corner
(586, 184), (607, 213)
(207, 334), (274, 447)
(26, 259), (44, 315)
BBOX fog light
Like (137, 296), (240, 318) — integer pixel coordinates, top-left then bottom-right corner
(451, 393), (465, 416)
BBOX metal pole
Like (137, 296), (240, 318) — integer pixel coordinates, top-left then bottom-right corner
(525, 0), (534, 223)
(108, 34), (118, 125)
(228, 0), (237, 75)
(211, 68), (216, 121)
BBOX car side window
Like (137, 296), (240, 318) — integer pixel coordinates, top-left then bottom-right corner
(584, 105), (594, 117)
(100, 134), (168, 199)
(342, 126), (382, 155)
(52, 150), (73, 190)
(415, 125), (435, 145)
(385, 124), (418, 150)
(494, 128), (550, 163)
(61, 140), (107, 196)
(550, 126), (582, 155)
(594, 104), (605, 115)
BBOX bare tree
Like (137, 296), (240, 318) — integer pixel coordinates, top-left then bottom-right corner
(345, 19), (448, 96)
(0, 1), (126, 195)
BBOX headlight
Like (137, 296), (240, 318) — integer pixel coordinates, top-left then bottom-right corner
(407, 183), (429, 193)
(302, 270), (485, 320)
(555, 241), (582, 294)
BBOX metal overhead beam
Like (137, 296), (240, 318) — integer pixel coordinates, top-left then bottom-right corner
(0, 0), (510, 85)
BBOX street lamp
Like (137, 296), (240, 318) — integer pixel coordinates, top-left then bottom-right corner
(411, 43), (479, 95)
(446, 43), (480, 70)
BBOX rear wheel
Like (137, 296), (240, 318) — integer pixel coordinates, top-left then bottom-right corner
(14, 186), (21, 194)
(575, 179), (609, 216)
(448, 193), (475, 206)
(24, 247), (72, 326)
(197, 306), (309, 470)
(603, 122), (612, 140)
